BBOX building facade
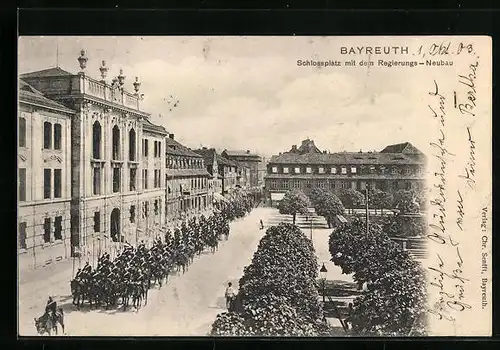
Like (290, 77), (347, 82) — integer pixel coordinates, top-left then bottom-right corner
(221, 150), (262, 188)
(216, 155), (239, 195)
(18, 80), (75, 270)
(264, 139), (427, 205)
(20, 51), (169, 263)
(165, 135), (211, 223)
(193, 147), (223, 198)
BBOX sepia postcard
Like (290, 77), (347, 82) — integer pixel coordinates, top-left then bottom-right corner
(17, 36), (491, 337)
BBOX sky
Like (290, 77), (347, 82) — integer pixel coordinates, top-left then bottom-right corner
(18, 36), (464, 158)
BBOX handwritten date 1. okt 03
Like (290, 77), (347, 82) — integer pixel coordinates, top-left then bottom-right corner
(414, 42), (475, 58)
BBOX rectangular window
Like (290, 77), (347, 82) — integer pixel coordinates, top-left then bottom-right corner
(351, 167), (357, 174)
(93, 167), (101, 195)
(270, 180), (277, 189)
(144, 139), (149, 157)
(54, 169), (62, 198)
(54, 216), (62, 240)
(94, 212), (100, 232)
(130, 205), (136, 223)
(43, 218), (51, 243)
(113, 168), (121, 193)
(143, 169), (148, 189)
(19, 118), (26, 147)
(272, 167), (277, 173)
(319, 167), (324, 174)
(19, 222), (27, 249)
(341, 167), (347, 174)
(158, 142), (162, 158)
(154, 199), (159, 215)
(370, 166), (376, 174)
(144, 201), (149, 218)
(43, 122), (52, 149)
(283, 167), (289, 174)
(283, 180), (289, 189)
(54, 124), (62, 150)
(129, 168), (136, 191)
(43, 169), (51, 199)
(294, 167), (300, 174)
(306, 167), (312, 174)
(331, 167), (337, 174)
(391, 167), (398, 175)
(19, 168), (26, 202)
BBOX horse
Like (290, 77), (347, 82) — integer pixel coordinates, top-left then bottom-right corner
(34, 308), (65, 336)
(70, 279), (85, 309)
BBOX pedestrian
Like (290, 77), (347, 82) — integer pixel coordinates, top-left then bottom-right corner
(345, 302), (354, 330)
(259, 219), (264, 230)
(224, 282), (236, 310)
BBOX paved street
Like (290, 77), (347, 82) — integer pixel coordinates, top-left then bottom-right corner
(20, 206), (354, 336)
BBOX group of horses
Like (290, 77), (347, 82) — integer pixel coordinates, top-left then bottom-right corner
(68, 212), (231, 311)
(33, 194), (256, 336)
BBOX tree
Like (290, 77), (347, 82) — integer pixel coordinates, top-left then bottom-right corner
(338, 188), (365, 214)
(393, 190), (419, 214)
(278, 189), (310, 225)
(328, 217), (427, 336)
(372, 190), (394, 215)
(315, 192), (345, 228)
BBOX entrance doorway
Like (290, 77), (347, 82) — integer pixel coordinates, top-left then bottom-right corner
(110, 208), (121, 242)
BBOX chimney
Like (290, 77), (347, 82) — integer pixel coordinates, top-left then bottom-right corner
(291, 145), (297, 152)
(246, 150), (250, 154)
(202, 146), (207, 150)
(169, 133), (175, 140)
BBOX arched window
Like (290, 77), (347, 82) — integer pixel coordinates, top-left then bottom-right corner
(43, 122), (52, 149)
(112, 125), (120, 160)
(92, 121), (102, 159)
(129, 128), (136, 161)
(54, 123), (62, 150)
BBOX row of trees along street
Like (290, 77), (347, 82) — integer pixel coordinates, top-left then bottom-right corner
(274, 187), (427, 335)
(210, 223), (332, 336)
(278, 188), (427, 237)
(328, 218), (427, 336)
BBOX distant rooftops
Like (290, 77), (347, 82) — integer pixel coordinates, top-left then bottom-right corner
(269, 139), (426, 165)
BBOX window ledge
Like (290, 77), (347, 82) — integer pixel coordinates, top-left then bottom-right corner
(18, 248), (28, 254)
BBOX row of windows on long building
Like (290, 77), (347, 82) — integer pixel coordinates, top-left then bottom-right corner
(17, 197), (164, 249)
(269, 164), (423, 175)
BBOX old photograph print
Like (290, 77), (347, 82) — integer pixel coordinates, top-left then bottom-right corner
(17, 36), (492, 337)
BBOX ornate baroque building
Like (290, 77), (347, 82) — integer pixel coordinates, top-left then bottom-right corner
(264, 139), (427, 205)
(19, 50), (169, 264)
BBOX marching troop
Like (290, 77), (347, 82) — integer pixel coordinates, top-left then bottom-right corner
(34, 190), (258, 335)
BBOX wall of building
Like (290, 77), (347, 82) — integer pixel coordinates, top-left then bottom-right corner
(18, 104), (73, 270)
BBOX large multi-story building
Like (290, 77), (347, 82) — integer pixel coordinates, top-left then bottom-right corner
(264, 139), (427, 205)
(221, 150), (262, 188)
(18, 79), (75, 270)
(165, 135), (211, 223)
(19, 51), (169, 264)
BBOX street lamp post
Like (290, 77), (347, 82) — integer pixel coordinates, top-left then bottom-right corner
(320, 262), (328, 303)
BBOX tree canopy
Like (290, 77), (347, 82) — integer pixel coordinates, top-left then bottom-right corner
(211, 223), (331, 336)
(278, 189), (310, 224)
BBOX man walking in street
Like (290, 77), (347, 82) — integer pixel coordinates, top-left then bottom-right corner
(224, 282), (236, 310)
